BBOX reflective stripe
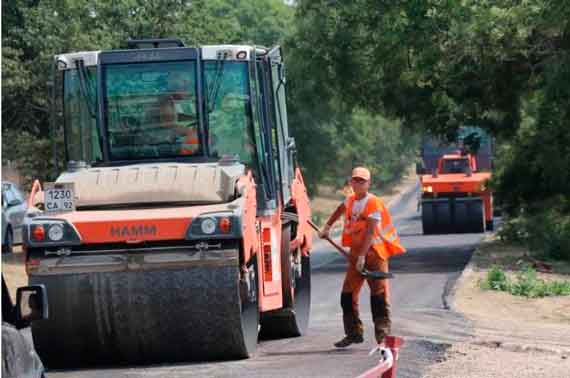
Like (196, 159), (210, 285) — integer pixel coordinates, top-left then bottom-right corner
(385, 233), (398, 242)
(369, 211), (381, 221)
(380, 223), (395, 234)
(372, 233), (397, 245)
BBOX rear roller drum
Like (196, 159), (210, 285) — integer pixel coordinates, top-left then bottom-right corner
(465, 199), (485, 233)
(453, 200), (469, 233)
(30, 256), (259, 367)
(435, 201), (452, 233)
(260, 225), (311, 339)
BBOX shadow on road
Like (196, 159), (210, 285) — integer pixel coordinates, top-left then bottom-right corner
(315, 245), (473, 275)
(264, 348), (359, 357)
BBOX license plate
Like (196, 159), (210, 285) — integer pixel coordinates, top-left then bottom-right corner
(44, 182), (75, 213)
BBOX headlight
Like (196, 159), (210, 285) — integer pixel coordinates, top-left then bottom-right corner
(423, 185), (433, 193)
(187, 212), (240, 240)
(200, 218), (217, 234)
(48, 224), (64, 241)
(24, 219), (81, 247)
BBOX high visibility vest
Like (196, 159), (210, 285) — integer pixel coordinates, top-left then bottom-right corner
(180, 127), (200, 155)
(341, 193), (406, 260)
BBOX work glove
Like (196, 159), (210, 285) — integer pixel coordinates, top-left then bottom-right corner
(318, 224), (331, 239)
(356, 255), (366, 272)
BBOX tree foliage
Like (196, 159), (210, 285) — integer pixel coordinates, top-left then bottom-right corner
(2, 0), (417, 195)
(292, 0), (568, 138)
(291, 0), (570, 257)
(2, 0), (293, 182)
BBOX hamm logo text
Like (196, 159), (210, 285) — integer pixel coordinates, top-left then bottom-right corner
(110, 225), (157, 238)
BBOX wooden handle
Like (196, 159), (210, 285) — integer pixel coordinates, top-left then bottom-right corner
(307, 219), (394, 280)
(307, 219), (350, 259)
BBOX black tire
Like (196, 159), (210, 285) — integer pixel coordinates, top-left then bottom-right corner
(260, 225), (311, 339)
(465, 199), (485, 233)
(239, 258), (260, 357)
(422, 200), (452, 234)
(281, 226), (297, 308)
(453, 200), (469, 233)
(421, 201), (436, 234)
(435, 201), (452, 233)
(2, 227), (13, 254)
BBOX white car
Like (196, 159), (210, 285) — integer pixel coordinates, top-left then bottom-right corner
(2, 181), (28, 254)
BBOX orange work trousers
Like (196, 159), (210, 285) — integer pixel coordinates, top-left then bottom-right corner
(340, 249), (391, 344)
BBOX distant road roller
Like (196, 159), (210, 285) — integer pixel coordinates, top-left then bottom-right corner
(23, 40), (313, 367)
(420, 152), (493, 234)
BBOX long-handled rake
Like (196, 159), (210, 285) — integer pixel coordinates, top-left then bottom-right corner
(306, 219), (394, 280)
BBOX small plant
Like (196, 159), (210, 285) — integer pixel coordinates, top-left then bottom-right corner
(480, 265), (570, 298)
(481, 265), (510, 291)
(510, 264), (539, 297)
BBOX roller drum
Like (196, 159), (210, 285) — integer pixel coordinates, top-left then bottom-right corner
(30, 260), (258, 367)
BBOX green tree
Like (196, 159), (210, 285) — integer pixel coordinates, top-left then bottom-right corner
(2, 0), (295, 184)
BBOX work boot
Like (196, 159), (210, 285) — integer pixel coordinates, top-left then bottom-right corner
(333, 334), (364, 348)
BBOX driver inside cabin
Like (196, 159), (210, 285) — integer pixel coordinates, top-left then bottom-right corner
(152, 71), (200, 155)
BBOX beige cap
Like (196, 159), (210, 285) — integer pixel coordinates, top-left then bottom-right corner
(351, 166), (371, 181)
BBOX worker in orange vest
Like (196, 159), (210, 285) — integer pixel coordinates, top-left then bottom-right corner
(158, 72), (200, 155)
(319, 166), (406, 348)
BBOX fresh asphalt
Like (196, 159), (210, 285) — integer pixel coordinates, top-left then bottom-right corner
(49, 184), (486, 377)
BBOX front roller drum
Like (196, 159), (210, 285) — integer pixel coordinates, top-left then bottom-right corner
(30, 258), (259, 367)
(454, 197), (485, 233)
(422, 198), (452, 234)
(422, 197), (485, 234)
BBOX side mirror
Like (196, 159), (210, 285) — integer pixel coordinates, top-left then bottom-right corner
(286, 137), (296, 152)
(7, 198), (22, 207)
(15, 285), (48, 328)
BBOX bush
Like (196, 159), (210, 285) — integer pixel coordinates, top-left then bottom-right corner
(498, 206), (570, 262)
(497, 216), (530, 244)
(530, 209), (570, 262)
(480, 265), (570, 298)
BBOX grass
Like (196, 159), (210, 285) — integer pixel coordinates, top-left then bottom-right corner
(480, 264), (570, 298)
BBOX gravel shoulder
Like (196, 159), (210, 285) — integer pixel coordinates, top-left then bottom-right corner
(424, 235), (570, 378)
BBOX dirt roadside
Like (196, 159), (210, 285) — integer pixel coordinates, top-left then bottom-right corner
(424, 235), (570, 378)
